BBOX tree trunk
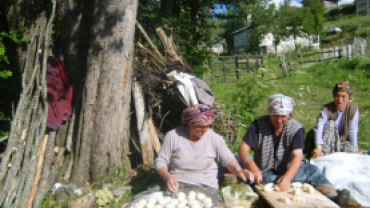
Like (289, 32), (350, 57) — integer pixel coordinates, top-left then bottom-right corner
(62, 0), (138, 185)
(0, 0), (139, 206)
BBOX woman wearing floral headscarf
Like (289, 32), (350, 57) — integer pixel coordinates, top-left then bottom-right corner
(155, 104), (253, 193)
(238, 94), (351, 207)
(311, 81), (359, 158)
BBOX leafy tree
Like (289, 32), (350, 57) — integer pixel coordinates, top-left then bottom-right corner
(278, 3), (305, 51)
(247, 2), (277, 52)
(302, 0), (325, 36)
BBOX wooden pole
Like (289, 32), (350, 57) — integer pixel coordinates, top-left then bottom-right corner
(235, 55), (239, 80)
(28, 134), (49, 208)
(133, 80), (154, 166)
(222, 57), (226, 82)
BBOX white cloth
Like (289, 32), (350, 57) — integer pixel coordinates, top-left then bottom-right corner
(166, 71), (198, 107)
(311, 152), (370, 206)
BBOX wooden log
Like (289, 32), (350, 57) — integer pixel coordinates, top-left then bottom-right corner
(136, 21), (165, 62)
(28, 134), (49, 208)
(148, 117), (161, 154)
(156, 27), (184, 64)
(0, 136), (8, 143)
(133, 80), (155, 166)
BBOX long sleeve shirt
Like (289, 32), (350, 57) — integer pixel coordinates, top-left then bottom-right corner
(155, 126), (235, 189)
(314, 109), (359, 149)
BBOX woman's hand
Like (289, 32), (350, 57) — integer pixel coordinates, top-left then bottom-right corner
(277, 175), (291, 192)
(312, 147), (323, 158)
(250, 168), (263, 184)
(165, 175), (179, 193)
(242, 169), (255, 184)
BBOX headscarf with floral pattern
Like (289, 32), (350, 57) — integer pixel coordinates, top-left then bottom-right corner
(333, 81), (353, 98)
(182, 104), (216, 126)
(267, 94), (295, 116)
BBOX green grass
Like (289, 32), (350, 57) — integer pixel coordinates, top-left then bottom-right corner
(208, 56), (370, 151)
(321, 13), (370, 48)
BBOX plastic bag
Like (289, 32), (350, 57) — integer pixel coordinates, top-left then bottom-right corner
(221, 183), (258, 208)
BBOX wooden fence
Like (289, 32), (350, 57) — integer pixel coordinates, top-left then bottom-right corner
(207, 55), (264, 82)
(282, 49), (343, 72)
(283, 39), (367, 73)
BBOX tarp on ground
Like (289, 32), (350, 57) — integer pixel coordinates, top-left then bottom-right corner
(311, 152), (370, 207)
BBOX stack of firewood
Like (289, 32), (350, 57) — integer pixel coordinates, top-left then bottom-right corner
(132, 22), (238, 167)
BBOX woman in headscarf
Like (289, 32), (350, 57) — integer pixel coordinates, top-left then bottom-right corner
(155, 104), (253, 193)
(238, 94), (351, 207)
(311, 81), (359, 158)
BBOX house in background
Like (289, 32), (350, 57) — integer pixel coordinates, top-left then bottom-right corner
(231, 26), (251, 52)
(322, 0), (338, 10)
(355, 0), (368, 14)
(232, 27), (320, 54)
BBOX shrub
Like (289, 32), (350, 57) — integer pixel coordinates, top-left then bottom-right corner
(355, 27), (370, 38)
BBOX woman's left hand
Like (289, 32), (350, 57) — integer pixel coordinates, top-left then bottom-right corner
(277, 175), (291, 192)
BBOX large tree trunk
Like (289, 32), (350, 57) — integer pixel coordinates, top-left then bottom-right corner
(59, 0), (138, 185)
(0, 0), (139, 206)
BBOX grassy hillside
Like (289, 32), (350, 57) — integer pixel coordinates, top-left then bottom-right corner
(207, 56), (370, 153)
(322, 4), (370, 47)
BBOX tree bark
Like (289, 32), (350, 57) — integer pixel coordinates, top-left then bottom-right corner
(0, 0), (139, 206)
(65, 0), (138, 185)
(0, 1), (55, 206)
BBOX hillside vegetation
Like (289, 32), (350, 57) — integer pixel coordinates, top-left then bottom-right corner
(206, 5), (370, 153)
(322, 4), (370, 47)
(207, 54), (370, 153)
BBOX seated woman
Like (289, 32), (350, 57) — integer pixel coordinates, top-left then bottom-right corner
(311, 81), (359, 158)
(155, 104), (253, 193)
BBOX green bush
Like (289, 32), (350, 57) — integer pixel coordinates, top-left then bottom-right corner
(355, 27), (370, 38)
(321, 33), (342, 44)
(230, 74), (274, 127)
(326, 4), (356, 21)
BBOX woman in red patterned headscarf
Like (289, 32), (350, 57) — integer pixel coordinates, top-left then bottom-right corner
(155, 104), (253, 194)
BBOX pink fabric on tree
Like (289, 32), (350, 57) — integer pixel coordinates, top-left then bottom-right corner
(47, 58), (73, 130)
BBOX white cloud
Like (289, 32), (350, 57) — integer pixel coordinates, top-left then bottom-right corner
(289, 0), (303, 7)
(338, 0), (354, 5)
(269, 0), (303, 8)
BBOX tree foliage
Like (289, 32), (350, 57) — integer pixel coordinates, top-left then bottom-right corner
(0, 28), (28, 135)
(302, 0), (325, 35)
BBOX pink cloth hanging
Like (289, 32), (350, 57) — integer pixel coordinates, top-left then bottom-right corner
(47, 58), (73, 130)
